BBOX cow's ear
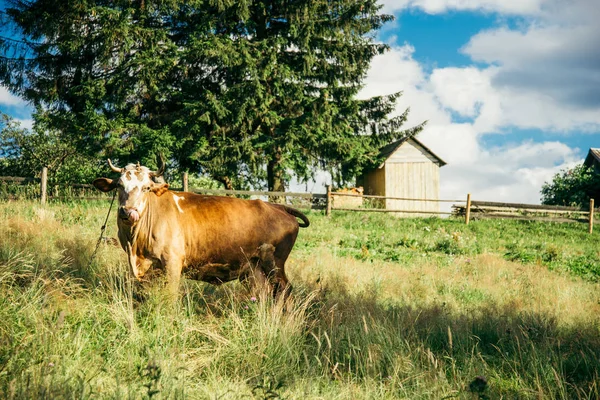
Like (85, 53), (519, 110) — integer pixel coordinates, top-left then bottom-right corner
(151, 183), (169, 197)
(93, 178), (117, 192)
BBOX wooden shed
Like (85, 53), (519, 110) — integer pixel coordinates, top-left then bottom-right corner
(358, 136), (446, 215)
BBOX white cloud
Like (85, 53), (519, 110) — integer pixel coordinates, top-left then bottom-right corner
(15, 118), (34, 130)
(359, 44), (425, 95)
(489, 141), (577, 169)
(0, 86), (26, 107)
(359, 43), (583, 204)
(439, 141), (580, 204)
(453, 149), (580, 204)
(459, 0), (600, 127)
(428, 67), (496, 119)
(379, 0), (600, 129)
(380, 0), (544, 15)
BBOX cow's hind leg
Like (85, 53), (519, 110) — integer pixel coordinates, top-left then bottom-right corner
(273, 228), (300, 298)
(272, 258), (292, 299)
(257, 243), (291, 298)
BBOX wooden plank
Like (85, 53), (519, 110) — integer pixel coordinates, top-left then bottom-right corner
(45, 182), (94, 189)
(469, 205), (588, 215)
(332, 192), (461, 202)
(182, 172), (189, 193)
(473, 213), (586, 223)
(326, 185), (332, 217)
(49, 196), (112, 201)
(70, 183), (94, 189)
(465, 193), (471, 225)
(453, 205), (596, 215)
(589, 199), (594, 234)
(190, 188), (324, 199)
(0, 177), (93, 188)
(382, 160), (442, 215)
(0, 176), (35, 183)
(471, 200), (581, 212)
(40, 167), (47, 205)
(332, 207), (453, 215)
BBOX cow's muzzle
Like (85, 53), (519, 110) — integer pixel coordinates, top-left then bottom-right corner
(118, 206), (140, 223)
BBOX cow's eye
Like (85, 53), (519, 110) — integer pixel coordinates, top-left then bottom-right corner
(142, 186), (150, 192)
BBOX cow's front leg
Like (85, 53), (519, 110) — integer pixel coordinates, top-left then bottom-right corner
(162, 255), (183, 300)
(133, 257), (154, 280)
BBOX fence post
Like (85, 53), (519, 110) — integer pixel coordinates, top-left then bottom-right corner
(326, 185), (332, 217)
(589, 199), (594, 234)
(465, 193), (472, 225)
(40, 166), (48, 205)
(182, 172), (189, 192)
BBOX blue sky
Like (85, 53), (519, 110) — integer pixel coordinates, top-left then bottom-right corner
(383, 11), (498, 69)
(2, 0), (599, 203)
(385, 8), (595, 154)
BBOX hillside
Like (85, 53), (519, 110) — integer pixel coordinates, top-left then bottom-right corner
(1, 200), (599, 399)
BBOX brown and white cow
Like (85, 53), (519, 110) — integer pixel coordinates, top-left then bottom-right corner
(92, 159), (309, 297)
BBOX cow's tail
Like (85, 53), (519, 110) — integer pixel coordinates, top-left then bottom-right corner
(282, 205), (310, 228)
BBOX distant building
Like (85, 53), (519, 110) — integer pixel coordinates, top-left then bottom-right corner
(584, 148), (600, 172)
(358, 136), (446, 216)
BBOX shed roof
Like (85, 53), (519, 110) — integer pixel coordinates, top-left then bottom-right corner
(377, 136), (447, 167)
(584, 148), (600, 167)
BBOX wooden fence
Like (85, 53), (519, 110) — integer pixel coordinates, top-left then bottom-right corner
(1, 169), (108, 201)
(325, 185), (462, 216)
(325, 188), (596, 232)
(0, 170), (596, 233)
(452, 197), (597, 234)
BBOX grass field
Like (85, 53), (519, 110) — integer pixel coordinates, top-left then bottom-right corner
(1, 200), (599, 399)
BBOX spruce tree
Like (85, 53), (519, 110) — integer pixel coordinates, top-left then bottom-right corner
(0, 0), (424, 190)
(0, 0), (183, 169)
(171, 0), (424, 191)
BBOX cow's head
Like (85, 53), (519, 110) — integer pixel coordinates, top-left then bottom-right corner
(93, 159), (169, 225)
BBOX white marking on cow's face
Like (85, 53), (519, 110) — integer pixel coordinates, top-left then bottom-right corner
(172, 194), (185, 214)
(116, 164), (154, 223)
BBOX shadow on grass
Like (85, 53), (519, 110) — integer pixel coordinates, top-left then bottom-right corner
(179, 274), (600, 399)
(310, 277), (599, 398)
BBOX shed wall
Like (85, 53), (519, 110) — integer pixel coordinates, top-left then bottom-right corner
(362, 167), (386, 196)
(384, 162), (440, 215)
(386, 139), (438, 164)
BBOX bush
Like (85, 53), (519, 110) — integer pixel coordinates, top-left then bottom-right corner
(541, 164), (600, 208)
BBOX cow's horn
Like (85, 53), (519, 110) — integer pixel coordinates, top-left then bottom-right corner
(150, 154), (165, 177)
(107, 159), (123, 173)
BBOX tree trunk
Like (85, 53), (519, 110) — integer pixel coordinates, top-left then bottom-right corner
(214, 175), (234, 191)
(267, 146), (285, 203)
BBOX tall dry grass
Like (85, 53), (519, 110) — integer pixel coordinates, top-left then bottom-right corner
(0, 200), (599, 399)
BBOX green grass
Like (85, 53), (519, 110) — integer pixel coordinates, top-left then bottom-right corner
(1, 201), (599, 399)
(300, 211), (600, 282)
